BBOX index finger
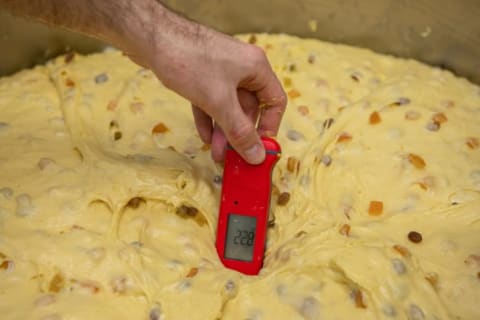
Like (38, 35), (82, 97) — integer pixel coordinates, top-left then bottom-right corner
(240, 50), (287, 137)
(255, 73), (287, 137)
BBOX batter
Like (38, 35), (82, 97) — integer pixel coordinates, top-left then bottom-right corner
(0, 34), (479, 320)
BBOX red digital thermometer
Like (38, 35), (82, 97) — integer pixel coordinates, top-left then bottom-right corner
(216, 137), (281, 275)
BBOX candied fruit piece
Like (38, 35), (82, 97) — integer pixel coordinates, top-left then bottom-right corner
(432, 112), (448, 124)
(288, 89), (301, 99)
(352, 289), (367, 308)
(408, 153), (426, 169)
(152, 122), (169, 134)
(186, 267), (199, 278)
(286, 156), (300, 174)
(368, 201), (383, 216)
(126, 197), (145, 209)
(277, 192), (291, 206)
(175, 205), (206, 226)
(369, 111), (381, 124)
(339, 224), (351, 236)
(65, 78), (75, 87)
(393, 245), (411, 257)
(337, 132), (352, 143)
(49, 273), (65, 293)
(297, 105), (310, 116)
(107, 100), (118, 111)
(0, 260), (13, 270)
(425, 272), (439, 289)
(408, 231), (422, 243)
(466, 137), (479, 149)
(405, 110), (421, 120)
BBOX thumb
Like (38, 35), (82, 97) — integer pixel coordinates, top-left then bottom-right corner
(221, 102), (265, 165)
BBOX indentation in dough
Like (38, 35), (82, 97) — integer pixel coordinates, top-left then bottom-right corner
(407, 304), (425, 320)
(34, 294), (56, 307)
(88, 199), (113, 217)
(296, 296), (320, 319)
(448, 190), (480, 204)
(15, 193), (36, 217)
(73, 147), (84, 162)
(0, 122), (10, 132)
(40, 314), (62, 320)
(0, 187), (14, 200)
(87, 247), (106, 263)
(38, 157), (57, 171)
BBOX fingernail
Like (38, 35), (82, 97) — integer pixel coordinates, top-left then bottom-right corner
(244, 143), (265, 164)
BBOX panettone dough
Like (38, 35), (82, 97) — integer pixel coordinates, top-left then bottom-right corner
(0, 34), (479, 320)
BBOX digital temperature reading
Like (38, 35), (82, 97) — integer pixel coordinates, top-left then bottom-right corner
(224, 214), (257, 261)
(216, 137), (281, 275)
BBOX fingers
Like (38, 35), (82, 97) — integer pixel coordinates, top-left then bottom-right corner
(256, 79), (287, 137)
(237, 89), (260, 125)
(209, 90), (265, 165)
(209, 89), (260, 163)
(210, 123), (227, 162)
(241, 46), (287, 137)
(191, 104), (213, 144)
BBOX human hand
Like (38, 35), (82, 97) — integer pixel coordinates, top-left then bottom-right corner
(124, 8), (286, 164)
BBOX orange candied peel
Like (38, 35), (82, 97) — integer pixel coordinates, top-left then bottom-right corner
(186, 267), (199, 278)
(107, 100), (118, 111)
(369, 111), (381, 125)
(339, 224), (351, 236)
(425, 272), (439, 289)
(49, 273), (65, 293)
(432, 112), (448, 124)
(65, 78), (75, 87)
(0, 260), (12, 270)
(288, 89), (301, 99)
(466, 137), (479, 150)
(286, 156), (300, 174)
(297, 105), (310, 116)
(152, 122), (169, 134)
(407, 153), (426, 169)
(368, 201), (383, 216)
(352, 289), (367, 308)
(336, 132), (352, 143)
(392, 245), (411, 257)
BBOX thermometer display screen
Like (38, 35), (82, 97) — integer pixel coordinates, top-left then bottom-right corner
(224, 214), (257, 262)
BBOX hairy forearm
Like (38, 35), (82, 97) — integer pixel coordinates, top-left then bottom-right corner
(0, 0), (170, 51)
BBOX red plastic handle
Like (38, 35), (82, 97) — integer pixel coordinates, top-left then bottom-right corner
(215, 137), (281, 275)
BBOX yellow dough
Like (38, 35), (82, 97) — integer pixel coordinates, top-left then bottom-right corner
(0, 34), (479, 320)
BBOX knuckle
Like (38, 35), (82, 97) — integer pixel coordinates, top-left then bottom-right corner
(246, 45), (268, 68)
(227, 121), (255, 146)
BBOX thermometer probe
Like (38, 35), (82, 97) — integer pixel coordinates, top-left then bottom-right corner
(215, 137), (281, 275)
